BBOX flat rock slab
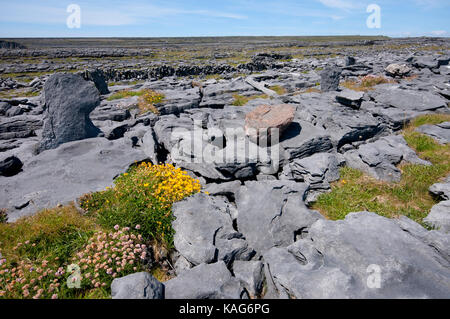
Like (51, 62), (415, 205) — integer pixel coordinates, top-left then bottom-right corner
(335, 90), (365, 109)
(370, 87), (448, 112)
(264, 212), (450, 299)
(200, 80), (259, 108)
(158, 87), (201, 115)
(0, 137), (147, 221)
(165, 261), (246, 299)
(416, 122), (450, 144)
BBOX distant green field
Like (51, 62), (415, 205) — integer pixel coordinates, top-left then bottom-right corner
(1, 36), (389, 49)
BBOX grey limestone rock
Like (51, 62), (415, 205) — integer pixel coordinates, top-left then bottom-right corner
(111, 272), (164, 299)
(39, 73), (101, 152)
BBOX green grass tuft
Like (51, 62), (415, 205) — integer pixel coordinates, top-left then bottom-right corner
(268, 85), (287, 95)
(231, 93), (268, 106)
(313, 115), (450, 225)
(107, 89), (147, 101)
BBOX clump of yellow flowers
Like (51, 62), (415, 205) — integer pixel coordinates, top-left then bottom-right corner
(138, 89), (165, 115)
(80, 163), (201, 247)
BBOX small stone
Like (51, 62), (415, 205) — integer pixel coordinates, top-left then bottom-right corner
(345, 56), (356, 66)
(336, 90), (365, 109)
(320, 66), (342, 92)
(385, 63), (412, 77)
(244, 104), (295, 145)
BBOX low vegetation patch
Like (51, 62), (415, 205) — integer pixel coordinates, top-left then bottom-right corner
(232, 93), (268, 106)
(1, 163), (201, 299)
(0, 205), (103, 298)
(268, 85), (287, 95)
(70, 227), (146, 296)
(107, 89), (164, 114)
(313, 114), (450, 224)
(205, 74), (223, 80)
(107, 88), (164, 102)
(107, 89), (145, 101)
(294, 87), (321, 95)
(341, 75), (395, 91)
(137, 90), (164, 114)
(80, 163), (201, 248)
(0, 89), (40, 99)
(0, 209), (7, 224)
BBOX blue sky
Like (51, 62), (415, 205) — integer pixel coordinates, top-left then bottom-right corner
(0, 0), (449, 37)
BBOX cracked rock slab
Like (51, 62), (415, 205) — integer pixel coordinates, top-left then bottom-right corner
(344, 135), (431, 182)
(416, 122), (450, 144)
(284, 152), (346, 204)
(370, 87), (448, 112)
(233, 260), (264, 297)
(172, 193), (253, 266)
(235, 180), (324, 255)
(293, 92), (385, 149)
(263, 212), (450, 299)
(0, 137), (147, 221)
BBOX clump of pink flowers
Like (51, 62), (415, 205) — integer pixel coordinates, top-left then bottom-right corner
(0, 226), (146, 299)
(71, 227), (146, 292)
(0, 243), (65, 299)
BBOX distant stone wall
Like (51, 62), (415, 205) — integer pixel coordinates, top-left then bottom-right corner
(0, 40), (26, 49)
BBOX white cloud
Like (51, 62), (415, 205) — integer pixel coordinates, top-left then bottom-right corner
(317, 0), (357, 10)
(430, 30), (447, 36)
(415, 0), (446, 7)
(331, 15), (345, 20)
(182, 10), (247, 20)
(0, 2), (247, 27)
